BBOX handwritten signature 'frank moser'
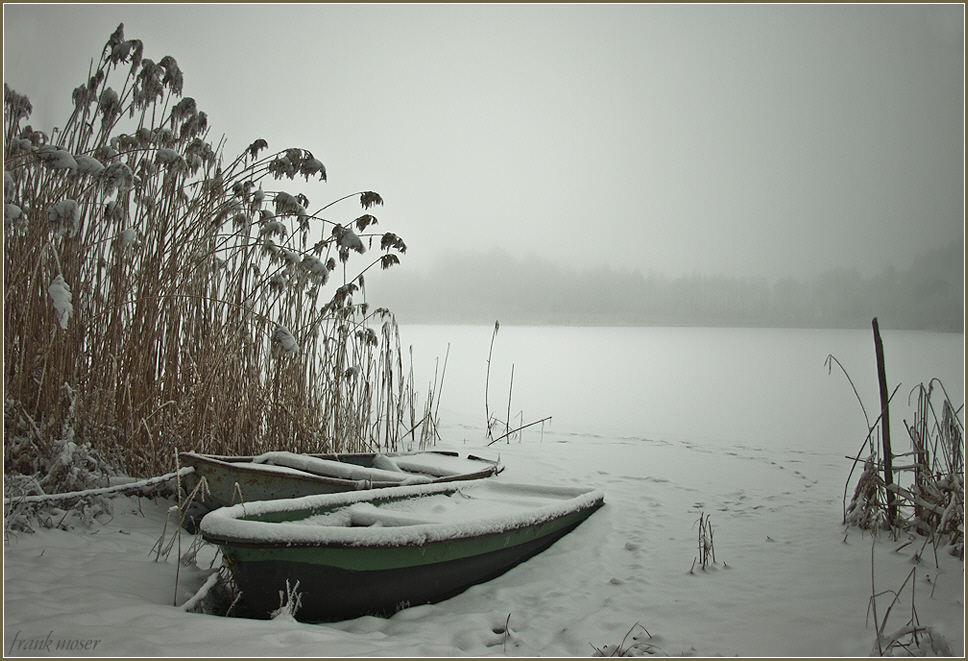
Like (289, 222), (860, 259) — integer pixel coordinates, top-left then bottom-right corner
(8, 631), (102, 655)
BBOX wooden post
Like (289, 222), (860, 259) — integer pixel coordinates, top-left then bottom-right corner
(872, 317), (897, 526)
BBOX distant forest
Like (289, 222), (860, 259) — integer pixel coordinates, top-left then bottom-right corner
(366, 240), (964, 332)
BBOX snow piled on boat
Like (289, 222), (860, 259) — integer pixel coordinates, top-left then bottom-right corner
(252, 451), (433, 485)
(391, 452), (495, 477)
(199, 481), (604, 547)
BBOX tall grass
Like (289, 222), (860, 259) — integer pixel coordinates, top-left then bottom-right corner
(832, 348), (965, 558)
(4, 24), (423, 484)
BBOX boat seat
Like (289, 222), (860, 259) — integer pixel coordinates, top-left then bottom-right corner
(347, 503), (435, 527)
(254, 451), (433, 485)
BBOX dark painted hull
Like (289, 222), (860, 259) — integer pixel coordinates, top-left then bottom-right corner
(201, 482), (604, 622)
(225, 508), (596, 621)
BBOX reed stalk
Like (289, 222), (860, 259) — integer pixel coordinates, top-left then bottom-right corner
(4, 25), (425, 485)
(484, 320), (499, 436)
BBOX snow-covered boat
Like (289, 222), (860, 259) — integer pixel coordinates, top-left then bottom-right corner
(200, 480), (605, 621)
(178, 450), (502, 524)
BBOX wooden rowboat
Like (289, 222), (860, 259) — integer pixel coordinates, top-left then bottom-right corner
(178, 450), (502, 530)
(179, 449), (503, 509)
(200, 480), (605, 622)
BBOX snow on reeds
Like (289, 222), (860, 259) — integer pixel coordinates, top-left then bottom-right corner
(47, 274), (73, 329)
(830, 351), (964, 560)
(4, 24), (421, 493)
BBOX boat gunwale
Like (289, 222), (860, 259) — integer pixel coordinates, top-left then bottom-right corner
(178, 451), (502, 487)
(200, 481), (605, 551)
(179, 449), (500, 468)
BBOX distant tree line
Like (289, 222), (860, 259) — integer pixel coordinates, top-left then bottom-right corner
(366, 240), (963, 332)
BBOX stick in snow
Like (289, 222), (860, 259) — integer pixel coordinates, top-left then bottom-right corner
(2, 467), (194, 506)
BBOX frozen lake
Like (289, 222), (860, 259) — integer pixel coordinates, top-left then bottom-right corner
(4, 324), (963, 656)
(400, 324), (964, 454)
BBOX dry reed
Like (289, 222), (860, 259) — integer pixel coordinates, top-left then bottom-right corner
(4, 25), (424, 488)
(689, 511), (716, 573)
(831, 351), (964, 558)
(866, 541), (954, 656)
(590, 622), (656, 657)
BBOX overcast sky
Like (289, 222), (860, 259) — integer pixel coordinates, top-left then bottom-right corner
(4, 4), (964, 280)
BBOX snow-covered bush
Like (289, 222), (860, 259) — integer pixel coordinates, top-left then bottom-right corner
(4, 24), (419, 483)
(3, 432), (116, 533)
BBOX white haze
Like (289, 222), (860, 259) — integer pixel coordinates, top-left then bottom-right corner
(3, 4), (964, 281)
(399, 325), (965, 451)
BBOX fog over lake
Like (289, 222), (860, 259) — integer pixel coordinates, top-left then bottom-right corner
(399, 325), (965, 453)
(365, 241), (963, 331)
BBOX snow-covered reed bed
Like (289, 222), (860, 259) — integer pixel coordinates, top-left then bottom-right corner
(4, 24), (422, 495)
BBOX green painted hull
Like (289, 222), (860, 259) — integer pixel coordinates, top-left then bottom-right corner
(201, 482), (604, 622)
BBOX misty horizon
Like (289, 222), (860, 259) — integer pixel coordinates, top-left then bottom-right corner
(364, 238), (964, 332)
(4, 4), (965, 287)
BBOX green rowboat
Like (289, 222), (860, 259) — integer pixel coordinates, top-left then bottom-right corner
(200, 480), (604, 621)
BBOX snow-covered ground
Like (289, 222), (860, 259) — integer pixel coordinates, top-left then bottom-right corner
(4, 426), (963, 657)
(4, 326), (964, 655)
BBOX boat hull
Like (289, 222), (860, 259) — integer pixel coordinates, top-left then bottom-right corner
(201, 481), (604, 622)
(223, 506), (597, 621)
